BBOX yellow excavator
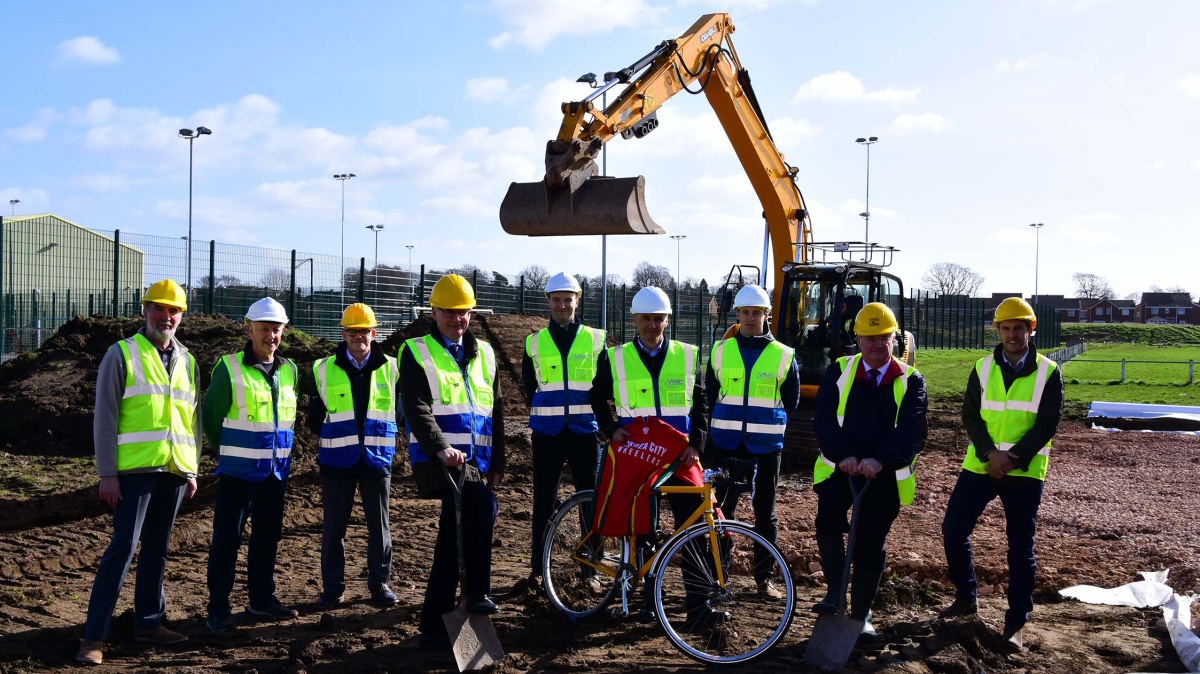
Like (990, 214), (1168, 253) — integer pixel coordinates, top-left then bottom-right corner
(500, 13), (915, 464)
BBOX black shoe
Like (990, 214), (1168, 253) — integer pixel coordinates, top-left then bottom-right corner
(465, 595), (499, 615)
(419, 632), (452, 651)
(633, 607), (656, 624)
(205, 614), (233, 632)
(939, 598), (978, 619)
(369, 585), (399, 607)
(1001, 623), (1025, 648)
(314, 591), (344, 609)
(811, 597), (837, 614)
(682, 607), (732, 632)
(248, 598), (299, 620)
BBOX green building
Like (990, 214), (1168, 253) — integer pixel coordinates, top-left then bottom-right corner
(1, 214), (143, 355)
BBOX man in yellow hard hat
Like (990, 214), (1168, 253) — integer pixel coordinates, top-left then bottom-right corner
(306, 302), (401, 608)
(203, 297), (300, 631)
(78, 279), (201, 665)
(940, 297), (1062, 647)
(812, 302), (926, 640)
(402, 275), (506, 651)
(522, 272), (604, 588)
(704, 284), (800, 599)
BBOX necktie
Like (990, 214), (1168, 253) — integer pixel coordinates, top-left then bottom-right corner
(448, 343), (462, 361)
(869, 368), (881, 387)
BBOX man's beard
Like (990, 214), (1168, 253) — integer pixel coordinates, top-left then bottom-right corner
(147, 324), (176, 343)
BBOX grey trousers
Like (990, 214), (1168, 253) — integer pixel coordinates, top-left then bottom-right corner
(320, 474), (392, 593)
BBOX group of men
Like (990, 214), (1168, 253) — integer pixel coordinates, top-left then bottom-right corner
(76, 268), (1060, 664)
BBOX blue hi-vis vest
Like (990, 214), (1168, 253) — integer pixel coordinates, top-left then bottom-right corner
(216, 352), (298, 481)
(609, 340), (697, 435)
(526, 325), (604, 436)
(315, 353), (400, 468)
(709, 338), (794, 454)
(405, 334), (497, 473)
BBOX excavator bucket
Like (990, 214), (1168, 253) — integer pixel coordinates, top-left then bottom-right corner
(499, 175), (664, 237)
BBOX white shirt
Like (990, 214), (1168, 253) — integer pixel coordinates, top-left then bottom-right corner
(635, 336), (664, 358)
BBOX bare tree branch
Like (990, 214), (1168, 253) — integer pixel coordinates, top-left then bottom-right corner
(1072, 272), (1114, 300)
(921, 262), (985, 296)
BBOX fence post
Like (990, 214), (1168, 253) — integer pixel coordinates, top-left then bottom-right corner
(0, 215), (5, 358)
(357, 258), (366, 302)
(89, 293), (94, 315)
(1190, 360), (1194, 385)
(1121, 359), (1126, 383)
(113, 229), (121, 316)
(66, 288), (71, 317)
(289, 249), (297, 321)
(418, 264), (426, 305)
(518, 275), (525, 313)
(207, 240), (216, 313)
(622, 284), (628, 343)
(696, 286), (703, 355)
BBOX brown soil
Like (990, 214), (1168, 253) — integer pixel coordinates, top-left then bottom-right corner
(1, 313), (1199, 672)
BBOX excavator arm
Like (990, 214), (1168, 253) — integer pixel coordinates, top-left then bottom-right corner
(499, 13), (813, 321)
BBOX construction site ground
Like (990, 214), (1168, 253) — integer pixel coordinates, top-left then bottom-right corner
(1, 313), (1199, 673)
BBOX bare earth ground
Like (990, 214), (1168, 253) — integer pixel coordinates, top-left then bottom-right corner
(2, 414), (1199, 674)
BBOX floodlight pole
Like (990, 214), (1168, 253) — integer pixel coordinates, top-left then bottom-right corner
(334, 173), (356, 306)
(1030, 223), (1044, 305)
(856, 136), (878, 261)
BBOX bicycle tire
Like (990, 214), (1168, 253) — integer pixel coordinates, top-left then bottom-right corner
(541, 490), (620, 620)
(651, 520), (796, 665)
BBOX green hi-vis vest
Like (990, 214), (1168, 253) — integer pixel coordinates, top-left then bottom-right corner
(813, 353), (918, 506)
(609, 340), (697, 435)
(115, 333), (199, 474)
(962, 353), (1056, 480)
(526, 325), (605, 435)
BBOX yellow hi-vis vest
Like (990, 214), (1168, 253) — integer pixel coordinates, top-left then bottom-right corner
(962, 353), (1056, 480)
(609, 340), (697, 435)
(526, 325), (605, 435)
(216, 352), (298, 480)
(115, 333), (199, 474)
(813, 353), (918, 505)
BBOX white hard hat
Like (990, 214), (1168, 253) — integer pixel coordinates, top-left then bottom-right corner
(246, 297), (289, 324)
(630, 286), (672, 315)
(545, 272), (582, 295)
(733, 284), (772, 311)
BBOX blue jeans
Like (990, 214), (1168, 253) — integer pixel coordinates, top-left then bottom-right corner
(83, 472), (186, 641)
(206, 474), (288, 617)
(941, 470), (1044, 630)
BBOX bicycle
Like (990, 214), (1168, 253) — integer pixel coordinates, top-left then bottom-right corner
(540, 458), (796, 665)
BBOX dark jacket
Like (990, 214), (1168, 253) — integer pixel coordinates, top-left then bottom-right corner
(813, 356), (927, 472)
(588, 336), (708, 449)
(704, 330), (802, 450)
(204, 341), (285, 451)
(400, 325), (507, 496)
(962, 343), (1064, 473)
(305, 341), (401, 477)
(521, 319), (582, 403)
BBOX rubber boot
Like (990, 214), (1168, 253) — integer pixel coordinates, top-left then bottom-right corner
(812, 534), (845, 614)
(849, 564), (882, 622)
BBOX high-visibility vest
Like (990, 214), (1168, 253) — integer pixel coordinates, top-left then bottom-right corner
(526, 325), (604, 436)
(404, 334), (496, 472)
(609, 340), (697, 435)
(962, 353), (1056, 480)
(315, 353), (399, 468)
(813, 354), (918, 506)
(115, 333), (199, 474)
(215, 352), (298, 481)
(709, 338), (794, 454)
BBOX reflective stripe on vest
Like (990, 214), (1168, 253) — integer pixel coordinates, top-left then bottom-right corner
(962, 353), (1055, 480)
(216, 352), (298, 480)
(115, 333), (198, 474)
(316, 353), (399, 468)
(812, 354), (918, 506)
(709, 338), (793, 454)
(404, 334), (496, 472)
(610, 340), (696, 435)
(526, 325), (604, 435)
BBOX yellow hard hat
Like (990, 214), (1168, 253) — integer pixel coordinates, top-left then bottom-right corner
(994, 297), (1037, 329)
(430, 274), (477, 310)
(142, 279), (187, 311)
(854, 302), (899, 336)
(340, 303), (378, 329)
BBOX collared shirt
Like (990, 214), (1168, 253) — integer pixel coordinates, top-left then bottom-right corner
(635, 335), (664, 358)
(1004, 348), (1030, 373)
(437, 332), (465, 364)
(346, 346), (371, 370)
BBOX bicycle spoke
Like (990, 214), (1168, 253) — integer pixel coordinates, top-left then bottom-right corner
(543, 491), (618, 619)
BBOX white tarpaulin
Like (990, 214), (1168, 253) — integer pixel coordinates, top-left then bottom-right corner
(1059, 580), (1174, 608)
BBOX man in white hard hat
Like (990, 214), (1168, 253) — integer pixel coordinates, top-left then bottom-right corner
(522, 272), (605, 587)
(589, 286), (716, 626)
(202, 297), (300, 631)
(704, 285), (800, 599)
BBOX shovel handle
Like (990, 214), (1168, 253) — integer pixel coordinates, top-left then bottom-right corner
(837, 473), (872, 615)
(444, 464), (468, 580)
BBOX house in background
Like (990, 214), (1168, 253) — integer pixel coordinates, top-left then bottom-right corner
(1028, 295), (1087, 323)
(1080, 298), (1139, 323)
(1140, 292), (1193, 324)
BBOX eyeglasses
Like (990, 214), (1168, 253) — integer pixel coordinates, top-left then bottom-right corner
(343, 328), (372, 338)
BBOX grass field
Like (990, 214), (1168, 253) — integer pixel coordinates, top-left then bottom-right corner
(915, 344), (1200, 414)
(1062, 323), (1200, 345)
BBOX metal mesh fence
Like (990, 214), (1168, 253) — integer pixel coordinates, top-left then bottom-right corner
(905, 289), (1061, 351)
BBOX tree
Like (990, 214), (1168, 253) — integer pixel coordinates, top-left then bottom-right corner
(518, 264), (550, 288)
(1151, 285), (1197, 303)
(260, 268), (291, 291)
(450, 263), (492, 283)
(492, 272), (510, 287)
(1072, 272), (1114, 300)
(1124, 291), (1142, 304)
(921, 262), (984, 297)
(632, 261), (674, 289)
(198, 274), (243, 288)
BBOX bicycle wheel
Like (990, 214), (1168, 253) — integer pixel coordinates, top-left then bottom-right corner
(541, 490), (621, 620)
(652, 521), (796, 665)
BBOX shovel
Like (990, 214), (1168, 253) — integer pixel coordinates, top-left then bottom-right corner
(442, 466), (505, 671)
(804, 474), (871, 672)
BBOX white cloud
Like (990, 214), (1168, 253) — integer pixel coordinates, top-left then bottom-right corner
(420, 196), (496, 218)
(1063, 212), (1121, 224)
(465, 77), (514, 103)
(1193, 160), (1200, 171)
(687, 175), (753, 197)
(838, 199), (898, 219)
(2, 107), (57, 142)
(984, 227), (1037, 247)
(676, 0), (816, 9)
(1144, 160), (1167, 171)
(485, 0), (667, 51)
(70, 173), (138, 192)
(793, 71), (919, 106)
(1177, 75), (1200, 99)
(768, 117), (821, 149)
(805, 200), (846, 231)
(57, 37), (122, 65)
(890, 113), (954, 134)
(1058, 222), (1119, 246)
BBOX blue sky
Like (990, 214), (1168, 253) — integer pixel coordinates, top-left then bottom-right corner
(3, 0), (1199, 298)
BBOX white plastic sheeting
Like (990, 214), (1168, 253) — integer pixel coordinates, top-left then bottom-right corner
(1089, 401), (1200, 435)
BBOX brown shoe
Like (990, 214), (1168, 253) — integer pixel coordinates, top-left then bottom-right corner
(134, 626), (188, 645)
(757, 580), (784, 599)
(75, 640), (103, 665)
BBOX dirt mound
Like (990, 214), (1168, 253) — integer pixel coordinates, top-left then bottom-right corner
(0, 313), (336, 456)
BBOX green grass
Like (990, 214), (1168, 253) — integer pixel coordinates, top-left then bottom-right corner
(1062, 323), (1200, 345)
